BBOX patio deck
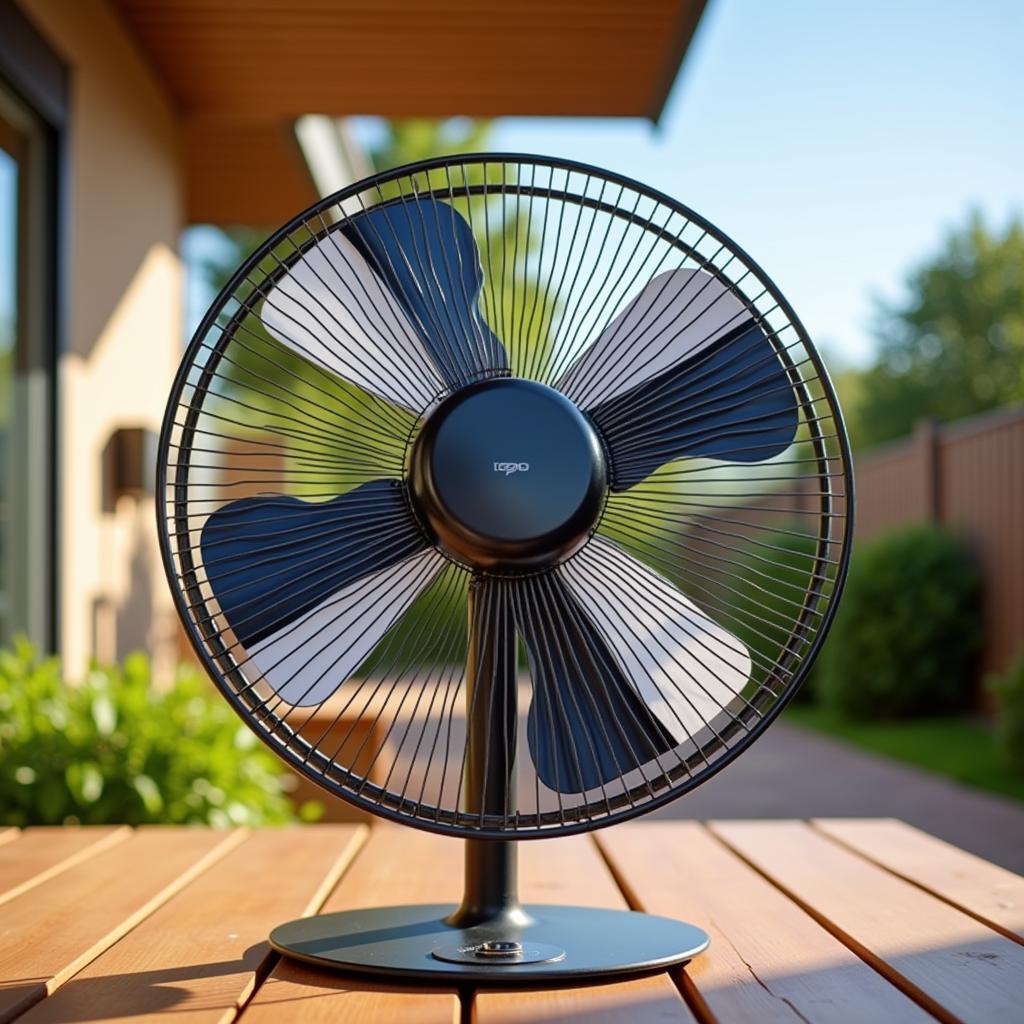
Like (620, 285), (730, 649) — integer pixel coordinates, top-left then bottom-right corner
(0, 819), (1022, 1022)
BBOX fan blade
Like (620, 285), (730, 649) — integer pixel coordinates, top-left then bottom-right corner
(261, 229), (443, 412)
(557, 269), (749, 408)
(555, 267), (798, 489)
(200, 479), (444, 706)
(588, 317), (799, 489)
(512, 573), (676, 795)
(560, 536), (751, 745)
(341, 197), (509, 389)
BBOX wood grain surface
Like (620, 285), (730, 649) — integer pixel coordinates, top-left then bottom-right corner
(813, 817), (1024, 942)
(0, 820), (1021, 1024)
(712, 820), (1024, 1024)
(0, 828), (242, 1022)
(599, 821), (932, 1024)
(0, 827), (128, 907)
(18, 827), (365, 1024)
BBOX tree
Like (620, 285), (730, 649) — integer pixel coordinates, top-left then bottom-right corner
(853, 211), (1024, 449)
(367, 118), (492, 172)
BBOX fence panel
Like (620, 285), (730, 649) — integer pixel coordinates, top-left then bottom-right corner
(936, 410), (1024, 673)
(855, 407), (1024, 674)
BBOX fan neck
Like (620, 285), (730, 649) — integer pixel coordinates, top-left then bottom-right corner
(445, 576), (530, 930)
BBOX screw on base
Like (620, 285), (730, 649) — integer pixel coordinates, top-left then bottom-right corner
(476, 939), (523, 958)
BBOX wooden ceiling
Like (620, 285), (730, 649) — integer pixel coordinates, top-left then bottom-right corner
(112, 0), (708, 224)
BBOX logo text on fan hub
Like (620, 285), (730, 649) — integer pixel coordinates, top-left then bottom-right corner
(493, 461), (530, 476)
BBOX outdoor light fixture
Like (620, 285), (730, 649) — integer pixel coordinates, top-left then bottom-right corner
(102, 427), (156, 510)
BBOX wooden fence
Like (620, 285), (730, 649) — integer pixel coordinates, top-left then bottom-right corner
(854, 406), (1024, 674)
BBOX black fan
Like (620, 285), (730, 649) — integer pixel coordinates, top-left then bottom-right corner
(158, 155), (852, 980)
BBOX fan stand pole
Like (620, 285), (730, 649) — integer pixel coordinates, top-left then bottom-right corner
(446, 577), (531, 931)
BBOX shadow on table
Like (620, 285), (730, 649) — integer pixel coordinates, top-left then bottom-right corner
(17, 928), (1021, 1022)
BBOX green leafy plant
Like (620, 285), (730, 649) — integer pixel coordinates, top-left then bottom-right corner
(0, 640), (316, 826)
(989, 653), (1024, 774)
(819, 524), (982, 720)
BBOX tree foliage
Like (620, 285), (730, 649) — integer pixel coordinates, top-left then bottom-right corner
(854, 211), (1024, 448)
(367, 118), (492, 173)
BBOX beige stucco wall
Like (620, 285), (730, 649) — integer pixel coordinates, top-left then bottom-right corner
(17, 0), (183, 679)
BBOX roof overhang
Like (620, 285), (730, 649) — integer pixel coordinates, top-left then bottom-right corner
(112, 0), (708, 226)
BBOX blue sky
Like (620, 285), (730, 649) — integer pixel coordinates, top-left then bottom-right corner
(476, 0), (1024, 366)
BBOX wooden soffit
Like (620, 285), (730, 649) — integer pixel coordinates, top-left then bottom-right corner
(112, 0), (708, 225)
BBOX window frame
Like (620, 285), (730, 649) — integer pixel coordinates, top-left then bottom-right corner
(0, 2), (66, 651)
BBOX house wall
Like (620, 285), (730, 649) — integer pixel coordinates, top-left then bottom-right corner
(17, 0), (183, 679)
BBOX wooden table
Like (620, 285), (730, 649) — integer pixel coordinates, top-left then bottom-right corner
(1, 819), (1022, 1023)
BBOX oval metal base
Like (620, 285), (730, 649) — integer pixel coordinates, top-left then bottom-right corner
(269, 903), (709, 983)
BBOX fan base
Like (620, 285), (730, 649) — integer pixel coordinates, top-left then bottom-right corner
(270, 903), (708, 983)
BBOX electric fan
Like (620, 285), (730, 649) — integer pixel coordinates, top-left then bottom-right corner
(158, 155), (852, 981)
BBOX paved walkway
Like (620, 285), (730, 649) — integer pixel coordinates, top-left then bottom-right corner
(653, 721), (1024, 873)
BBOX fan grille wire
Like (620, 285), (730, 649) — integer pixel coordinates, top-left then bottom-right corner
(158, 155), (852, 837)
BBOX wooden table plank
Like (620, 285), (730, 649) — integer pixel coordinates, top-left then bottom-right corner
(310, 827), (466, 911)
(240, 829), (463, 1024)
(0, 828), (128, 907)
(475, 973), (696, 1024)
(244, 975), (459, 1024)
(0, 828), (243, 1023)
(598, 822), (932, 1024)
(713, 820), (1024, 1024)
(472, 834), (699, 1024)
(17, 826), (366, 1024)
(814, 818), (1024, 943)
(2, 820), (1017, 1023)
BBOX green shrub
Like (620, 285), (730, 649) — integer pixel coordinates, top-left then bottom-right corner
(819, 524), (982, 720)
(989, 653), (1024, 774)
(0, 640), (314, 826)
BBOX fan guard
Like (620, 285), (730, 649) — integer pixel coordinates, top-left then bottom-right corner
(158, 154), (852, 980)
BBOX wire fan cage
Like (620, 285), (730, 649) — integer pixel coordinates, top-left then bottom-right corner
(158, 155), (853, 838)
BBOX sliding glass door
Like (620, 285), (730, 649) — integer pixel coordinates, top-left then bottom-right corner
(0, 78), (56, 649)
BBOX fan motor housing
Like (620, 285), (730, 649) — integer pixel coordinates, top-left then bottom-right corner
(409, 378), (607, 572)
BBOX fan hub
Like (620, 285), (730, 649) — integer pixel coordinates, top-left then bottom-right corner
(410, 378), (606, 571)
